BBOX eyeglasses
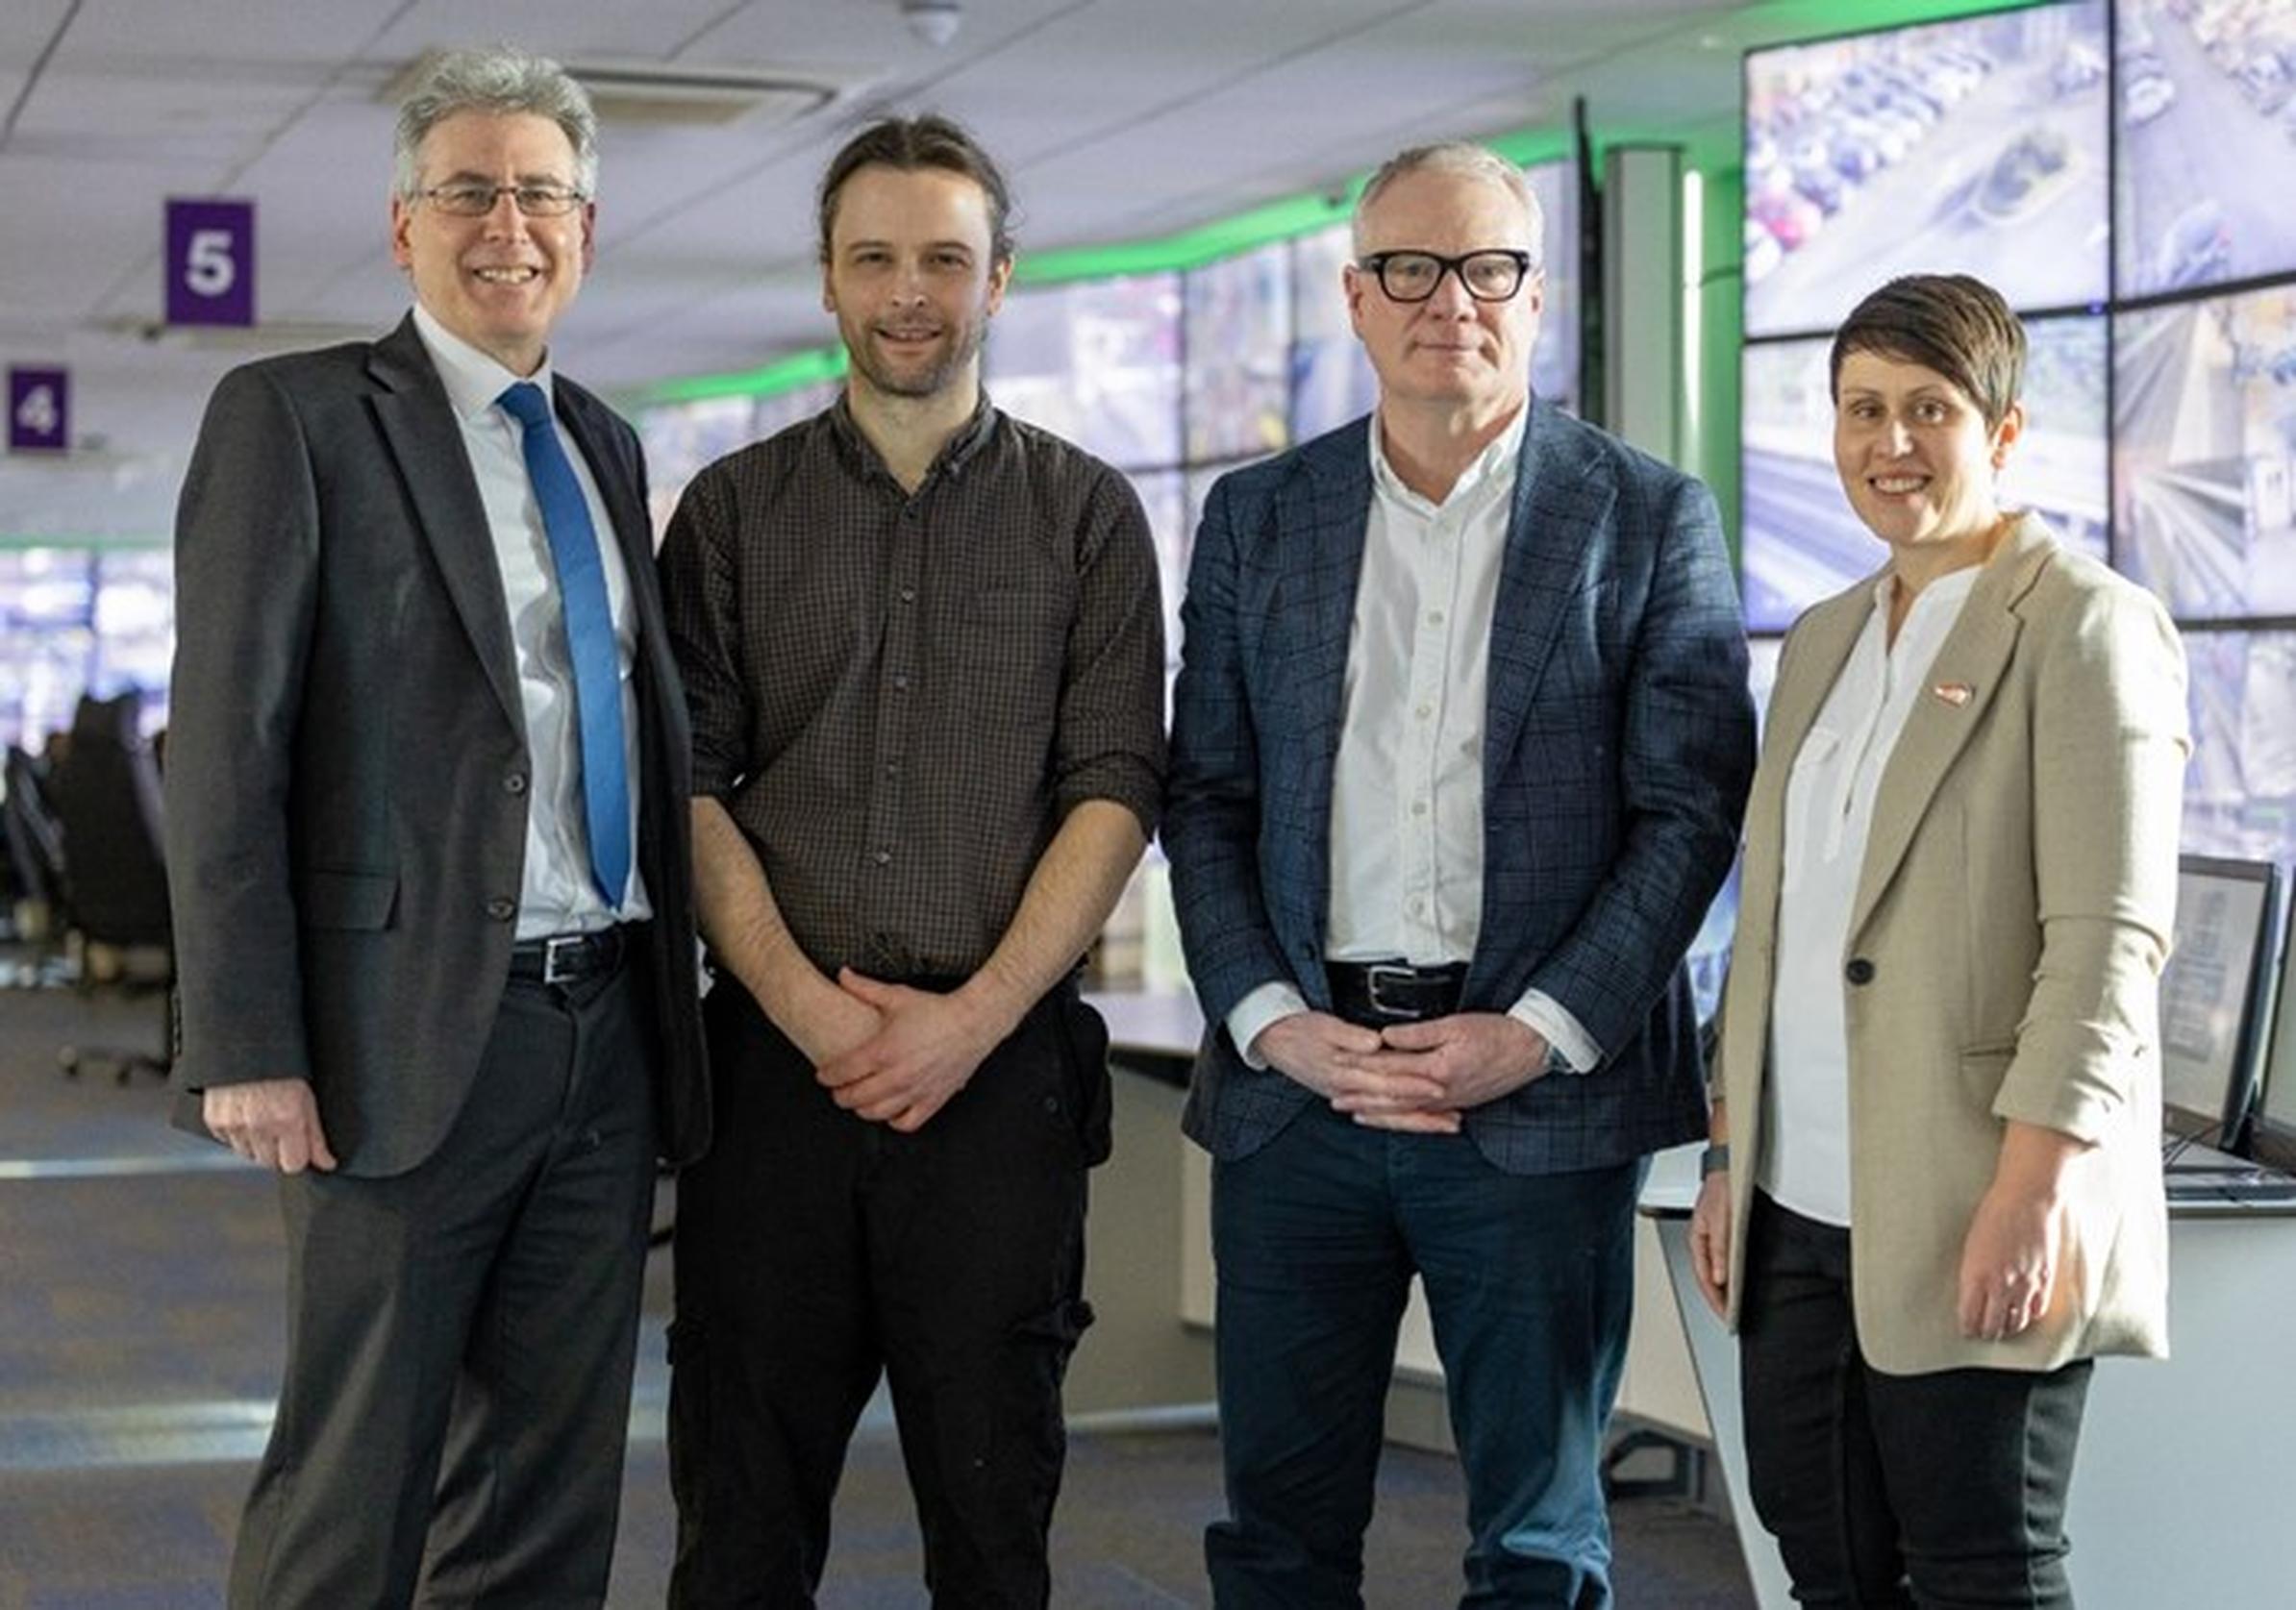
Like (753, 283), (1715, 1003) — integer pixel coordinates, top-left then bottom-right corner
(414, 182), (588, 218)
(1357, 249), (1535, 304)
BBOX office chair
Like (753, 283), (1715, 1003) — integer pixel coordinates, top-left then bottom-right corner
(3, 744), (74, 985)
(48, 691), (174, 1082)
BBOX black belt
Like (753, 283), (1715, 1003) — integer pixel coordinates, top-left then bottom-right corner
(1327, 960), (1467, 1027)
(508, 927), (627, 986)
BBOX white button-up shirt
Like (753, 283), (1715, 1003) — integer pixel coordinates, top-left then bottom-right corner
(1227, 409), (1596, 1072)
(1760, 565), (1979, 1225)
(412, 305), (649, 939)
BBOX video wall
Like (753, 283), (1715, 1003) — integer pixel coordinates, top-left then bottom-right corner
(639, 159), (1582, 680)
(1736, 0), (2296, 880)
(0, 548), (171, 755)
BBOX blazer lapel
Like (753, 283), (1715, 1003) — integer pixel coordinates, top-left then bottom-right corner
(368, 316), (525, 737)
(1483, 403), (1610, 774)
(1742, 583), (1873, 944)
(1849, 517), (2057, 940)
(1287, 426), (1374, 947)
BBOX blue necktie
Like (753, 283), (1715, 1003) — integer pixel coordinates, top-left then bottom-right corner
(498, 381), (631, 909)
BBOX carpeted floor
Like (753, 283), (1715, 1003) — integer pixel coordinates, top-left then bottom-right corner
(0, 983), (1756, 1607)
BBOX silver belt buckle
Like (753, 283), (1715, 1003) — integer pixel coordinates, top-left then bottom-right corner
(541, 933), (585, 986)
(1364, 962), (1417, 1017)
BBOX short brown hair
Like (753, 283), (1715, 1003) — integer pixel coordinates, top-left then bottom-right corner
(1829, 274), (2025, 429)
(816, 114), (1014, 265)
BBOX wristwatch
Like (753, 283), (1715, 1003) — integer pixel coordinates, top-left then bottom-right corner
(1699, 1142), (1730, 1177)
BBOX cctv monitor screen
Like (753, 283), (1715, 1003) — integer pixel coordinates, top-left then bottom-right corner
(1743, 0), (2109, 340)
(988, 272), (1184, 472)
(2114, 0), (2296, 300)
(2159, 855), (2281, 1141)
(1185, 242), (1293, 461)
(2252, 895), (2296, 1169)
(2111, 282), (2296, 617)
(1738, 315), (2108, 631)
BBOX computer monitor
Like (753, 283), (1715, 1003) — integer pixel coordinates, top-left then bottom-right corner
(2247, 889), (2296, 1172)
(2159, 855), (2281, 1144)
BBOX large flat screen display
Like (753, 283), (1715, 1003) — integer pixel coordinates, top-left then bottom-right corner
(1185, 242), (1292, 461)
(987, 273), (1184, 471)
(2112, 282), (2296, 616)
(2114, 0), (2296, 300)
(1739, 316), (2108, 631)
(2179, 629), (2296, 873)
(1743, 0), (2109, 339)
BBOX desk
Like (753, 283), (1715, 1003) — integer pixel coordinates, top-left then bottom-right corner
(1642, 1169), (2296, 1610)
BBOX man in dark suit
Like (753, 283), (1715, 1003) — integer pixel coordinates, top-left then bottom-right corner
(164, 45), (707, 1608)
(1164, 141), (1755, 1607)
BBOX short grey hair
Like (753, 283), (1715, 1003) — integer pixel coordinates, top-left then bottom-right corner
(1353, 141), (1543, 271)
(392, 46), (598, 199)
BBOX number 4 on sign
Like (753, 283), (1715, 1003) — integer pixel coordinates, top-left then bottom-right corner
(7, 366), (69, 453)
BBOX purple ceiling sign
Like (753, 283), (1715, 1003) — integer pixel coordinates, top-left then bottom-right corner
(166, 197), (256, 327)
(8, 366), (69, 453)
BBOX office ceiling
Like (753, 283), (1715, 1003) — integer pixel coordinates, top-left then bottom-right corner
(0, 0), (1981, 543)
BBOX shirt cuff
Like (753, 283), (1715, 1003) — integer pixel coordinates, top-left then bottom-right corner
(1508, 989), (1601, 1076)
(1227, 981), (1310, 1070)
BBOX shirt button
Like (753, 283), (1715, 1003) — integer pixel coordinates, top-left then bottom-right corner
(485, 897), (515, 922)
(892, 674), (911, 692)
(884, 762), (900, 778)
(1426, 609), (1444, 627)
(1409, 897), (1426, 916)
(1410, 800), (1428, 817)
(503, 772), (528, 796)
(873, 850), (893, 866)
(1415, 704), (1434, 722)
(899, 586), (916, 604)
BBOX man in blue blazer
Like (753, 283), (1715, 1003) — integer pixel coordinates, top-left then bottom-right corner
(1165, 141), (1754, 1606)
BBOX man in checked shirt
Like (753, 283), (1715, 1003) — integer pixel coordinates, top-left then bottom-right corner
(656, 114), (1165, 1608)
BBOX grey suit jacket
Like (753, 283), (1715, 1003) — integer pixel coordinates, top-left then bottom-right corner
(165, 314), (710, 1177)
(1165, 403), (1756, 1175)
(1713, 516), (2185, 1373)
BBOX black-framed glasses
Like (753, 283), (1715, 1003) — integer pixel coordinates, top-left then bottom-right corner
(1358, 249), (1535, 304)
(415, 182), (588, 218)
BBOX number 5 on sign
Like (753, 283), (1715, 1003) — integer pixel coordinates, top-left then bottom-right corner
(8, 366), (70, 454)
(166, 198), (256, 327)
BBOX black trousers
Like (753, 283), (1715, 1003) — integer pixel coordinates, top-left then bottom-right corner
(1737, 1192), (2093, 1610)
(228, 958), (659, 1609)
(667, 978), (1106, 1610)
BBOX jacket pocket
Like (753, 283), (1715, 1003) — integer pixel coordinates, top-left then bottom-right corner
(301, 868), (398, 930)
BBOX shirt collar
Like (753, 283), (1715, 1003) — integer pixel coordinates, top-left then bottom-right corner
(1871, 560), (1983, 622)
(1366, 402), (1529, 516)
(827, 387), (1000, 484)
(412, 304), (556, 424)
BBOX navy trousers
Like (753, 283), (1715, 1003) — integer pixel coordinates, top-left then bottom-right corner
(1207, 1101), (1643, 1609)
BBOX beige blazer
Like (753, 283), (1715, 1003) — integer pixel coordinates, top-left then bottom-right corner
(1714, 514), (2188, 1375)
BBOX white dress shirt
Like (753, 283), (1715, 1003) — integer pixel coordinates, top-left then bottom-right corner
(1760, 565), (1979, 1225)
(412, 306), (649, 939)
(1227, 409), (1597, 1072)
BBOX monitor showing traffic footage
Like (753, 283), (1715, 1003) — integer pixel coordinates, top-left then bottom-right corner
(2160, 855), (2281, 1142)
(2177, 629), (2296, 873)
(1739, 316), (2108, 631)
(1185, 242), (1293, 461)
(2112, 283), (2296, 617)
(2114, 0), (2296, 300)
(1743, 0), (2109, 339)
(988, 272), (1184, 471)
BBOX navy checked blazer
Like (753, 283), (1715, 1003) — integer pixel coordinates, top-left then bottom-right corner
(1163, 401), (1756, 1176)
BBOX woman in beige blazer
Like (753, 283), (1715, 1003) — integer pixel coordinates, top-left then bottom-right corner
(1689, 275), (2188, 1608)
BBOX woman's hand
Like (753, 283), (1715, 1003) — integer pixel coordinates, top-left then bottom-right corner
(1956, 1121), (2090, 1342)
(1689, 1169), (1732, 1320)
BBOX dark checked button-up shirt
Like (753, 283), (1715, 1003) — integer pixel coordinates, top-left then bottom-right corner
(660, 396), (1166, 980)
